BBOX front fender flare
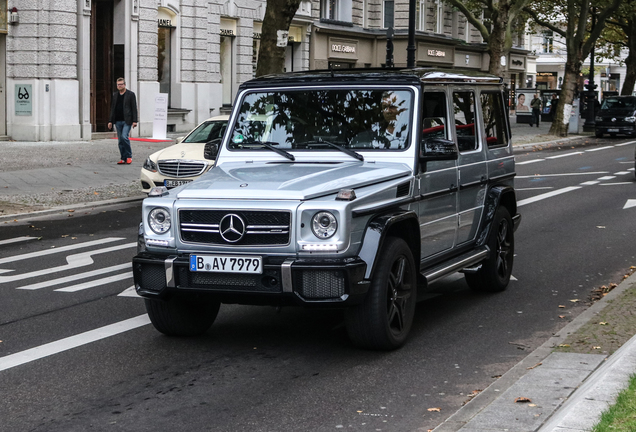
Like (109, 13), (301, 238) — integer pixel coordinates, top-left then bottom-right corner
(475, 185), (519, 247)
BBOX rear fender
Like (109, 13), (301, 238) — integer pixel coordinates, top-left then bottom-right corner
(475, 185), (519, 246)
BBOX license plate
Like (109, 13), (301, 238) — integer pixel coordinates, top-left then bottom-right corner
(190, 254), (263, 274)
(165, 179), (192, 188)
(608, 128), (619, 132)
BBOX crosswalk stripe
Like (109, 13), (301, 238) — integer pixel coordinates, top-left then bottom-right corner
(16, 263), (131, 290)
(0, 242), (135, 284)
(0, 237), (37, 246)
(0, 237), (124, 265)
(55, 272), (133, 293)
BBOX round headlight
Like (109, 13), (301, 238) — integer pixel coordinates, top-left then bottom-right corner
(311, 211), (337, 239)
(148, 208), (171, 234)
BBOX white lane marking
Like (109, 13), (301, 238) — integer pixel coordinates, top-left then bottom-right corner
(616, 141), (636, 146)
(118, 286), (141, 298)
(55, 272), (133, 292)
(517, 186), (582, 207)
(601, 182), (633, 186)
(614, 171), (631, 175)
(516, 187), (554, 191)
(580, 181), (600, 186)
(0, 315), (151, 373)
(0, 237), (124, 265)
(545, 152), (584, 159)
(597, 176), (616, 181)
(516, 172), (608, 179)
(17, 263), (131, 290)
(586, 146), (614, 152)
(0, 243), (136, 284)
(516, 160), (544, 165)
(624, 199), (636, 209)
(630, 168), (635, 171)
(0, 237), (37, 246)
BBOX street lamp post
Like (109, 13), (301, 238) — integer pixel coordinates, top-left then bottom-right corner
(583, 9), (597, 132)
(407, 0), (416, 68)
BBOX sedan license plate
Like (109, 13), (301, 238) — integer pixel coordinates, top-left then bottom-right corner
(190, 254), (263, 274)
(608, 128), (620, 132)
(165, 179), (192, 188)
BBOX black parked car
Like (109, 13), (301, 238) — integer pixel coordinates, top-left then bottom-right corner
(595, 96), (636, 138)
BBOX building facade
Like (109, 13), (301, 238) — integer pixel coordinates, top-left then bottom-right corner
(2, 0), (529, 141)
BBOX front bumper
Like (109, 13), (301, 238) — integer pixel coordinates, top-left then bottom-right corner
(132, 252), (369, 306)
(595, 124), (636, 135)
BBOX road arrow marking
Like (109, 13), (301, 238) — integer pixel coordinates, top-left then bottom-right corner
(623, 199), (636, 209)
(0, 237), (124, 265)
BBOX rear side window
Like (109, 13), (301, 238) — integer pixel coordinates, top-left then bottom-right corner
(480, 91), (509, 148)
(452, 91), (477, 152)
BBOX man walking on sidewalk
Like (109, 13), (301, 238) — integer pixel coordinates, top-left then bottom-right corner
(530, 93), (542, 127)
(108, 78), (138, 164)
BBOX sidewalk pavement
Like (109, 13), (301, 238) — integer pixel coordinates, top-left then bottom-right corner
(3, 119), (632, 432)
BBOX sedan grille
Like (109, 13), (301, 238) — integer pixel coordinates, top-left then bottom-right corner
(179, 210), (291, 246)
(158, 160), (207, 178)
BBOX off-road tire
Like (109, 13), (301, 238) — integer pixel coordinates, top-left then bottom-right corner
(345, 236), (417, 350)
(465, 206), (514, 293)
(145, 297), (221, 336)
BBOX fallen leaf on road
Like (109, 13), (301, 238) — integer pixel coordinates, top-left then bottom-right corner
(67, 209), (74, 213)
(559, 315), (566, 319)
(597, 226), (605, 229)
(599, 322), (608, 325)
(593, 346), (601, 350)
(94, 192), (99, 195)
(570, 299), (579, 303)
(558, 305), (566, 308)
(61, 235), (69, 238)
(527, 362), (542, 370)
(427, 408), (441, 412)
(558, 344), (570, 347)
(529, 404), (537, 407)
(515, 397), (532, 403)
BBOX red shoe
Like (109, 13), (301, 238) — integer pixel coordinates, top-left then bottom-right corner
(126, 158), (132, 164)
(117, 160), (126, 164)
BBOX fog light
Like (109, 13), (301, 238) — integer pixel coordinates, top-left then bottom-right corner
(302, 243), (338, 251)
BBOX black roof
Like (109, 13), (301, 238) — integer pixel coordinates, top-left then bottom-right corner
(239, 67), (503, 90)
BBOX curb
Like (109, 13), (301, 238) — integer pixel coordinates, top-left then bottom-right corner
(433, 271), (636, 432)
(0, 195), (146, 223)
(512, 134), (593, 150)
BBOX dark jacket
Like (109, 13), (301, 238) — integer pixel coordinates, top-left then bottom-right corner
(109, 90), (138, 125)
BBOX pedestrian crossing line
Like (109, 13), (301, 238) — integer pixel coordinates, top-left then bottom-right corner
(516, 159), (544, 165)
(517, 186), (582, 207)
(545, 152), (584, 159)
(600, 182), (633, 186)
(614, 171), (631, 175)
(0, 237), (37, 246)
(16, 263), (131, 291)
(580, 181), (601, 186)
(585, 146), (614, 152)
(0, 237), (124, 265)
(0, 242), (136, 284)
(597, 176), (617, 181)
(55, 271), (133, 293)
(0, 314), (150, 373)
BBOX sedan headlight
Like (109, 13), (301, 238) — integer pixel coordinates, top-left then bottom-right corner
(148, 208), (171, 234)
(626, 116), (636, 123)
(143, 157), (157, 172)
(311, 211), (337, 239)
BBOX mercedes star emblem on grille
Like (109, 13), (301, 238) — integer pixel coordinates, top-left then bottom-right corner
(219, 214), (246, 243)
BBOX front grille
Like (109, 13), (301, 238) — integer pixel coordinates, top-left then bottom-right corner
(134, 262), (166, 292)
(176, 266), (282, 293)
(158, 160), (207, 178)
(179, 210), (291, 246)
(295, 270), (345, 299)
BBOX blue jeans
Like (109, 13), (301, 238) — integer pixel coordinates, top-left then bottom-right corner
(115, 121), (132, 159)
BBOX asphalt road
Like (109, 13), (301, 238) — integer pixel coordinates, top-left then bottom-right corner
(0, 138), (634, 432)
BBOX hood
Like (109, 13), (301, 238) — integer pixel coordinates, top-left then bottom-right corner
(151, 143), (206, 162)
(175, 161), (411, 200)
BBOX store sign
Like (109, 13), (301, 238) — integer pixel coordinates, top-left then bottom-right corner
(417, 43), (454, 64)
(158, 19), (172, 27)
(220, 29), (235, 37)
(329, 38), (358, 60)
(427, 49), (446, 57)
(153, 94), (168, 140)
(333, 43), (356, 54)
(15, 84), (32, 116)
(509, 55), (525, 70)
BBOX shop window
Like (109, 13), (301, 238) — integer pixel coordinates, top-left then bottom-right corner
(453, 91), (477, 152)
(422, 0), (443, 33)
(480, 91), (508, 148)
(220, 35), (233, 106)
(158, 26), (172, 107)
(383, 0), (394, 28)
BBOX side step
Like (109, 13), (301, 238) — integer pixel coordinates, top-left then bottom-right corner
(421, 246), (489, 285)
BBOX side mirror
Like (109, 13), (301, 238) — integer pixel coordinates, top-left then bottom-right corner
(419, 137), (458, 162)
(204, 138), (221, 160)
(175, 136), (185, 144)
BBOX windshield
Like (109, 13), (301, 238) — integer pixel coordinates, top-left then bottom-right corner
(600, 98), (636, 111)
(183, 120), (228, 143)
(228, 88), (413, 151)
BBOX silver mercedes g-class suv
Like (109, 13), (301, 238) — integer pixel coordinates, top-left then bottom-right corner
(133, 68), (521, 350)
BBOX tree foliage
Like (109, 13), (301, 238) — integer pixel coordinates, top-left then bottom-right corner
(601, 0), (636, 94)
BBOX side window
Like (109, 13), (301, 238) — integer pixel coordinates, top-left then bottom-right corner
(452, 91), (477, 152)
(480, 91), (508, 147)
(421, 91), (448, 142)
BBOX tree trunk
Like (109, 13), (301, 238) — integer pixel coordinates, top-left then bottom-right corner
(255, 0), (302, 77)
(487, 4), (511, 76)
(549, 61), (580, 136)
(621, 19), (636, 95)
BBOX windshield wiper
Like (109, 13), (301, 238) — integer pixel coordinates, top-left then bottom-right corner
(241, 141), (295, 161)
(305, 140), (364, 161)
